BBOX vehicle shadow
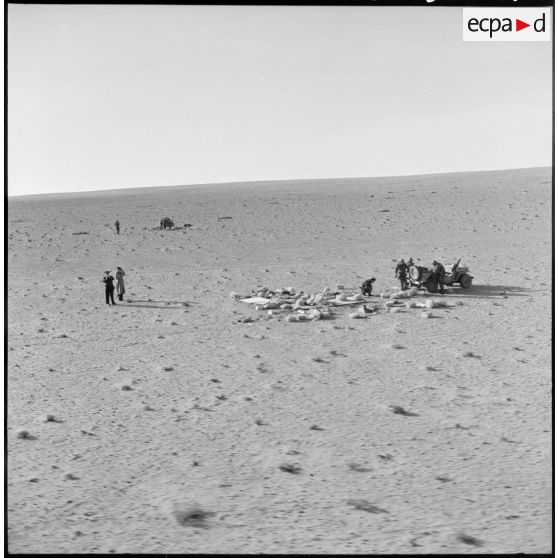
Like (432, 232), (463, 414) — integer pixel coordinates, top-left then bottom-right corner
(150, 226), (192, 232)
(446, 285), (533, 298)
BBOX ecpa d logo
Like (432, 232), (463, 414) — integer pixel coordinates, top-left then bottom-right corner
(463, 8), (551, 41)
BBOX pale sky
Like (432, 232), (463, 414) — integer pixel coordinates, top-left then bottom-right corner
(7, 5), (553, 196)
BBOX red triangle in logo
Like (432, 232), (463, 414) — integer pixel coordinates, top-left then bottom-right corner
(516, 19), (530, 31)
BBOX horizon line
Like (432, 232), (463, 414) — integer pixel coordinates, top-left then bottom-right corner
(7, 165), (552, 199)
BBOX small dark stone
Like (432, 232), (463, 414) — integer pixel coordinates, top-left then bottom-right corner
(279, 463), (301, 474)
(347, 499), (389, 514)
(390, 405), (419, 417)
(457, 533), (483, 546)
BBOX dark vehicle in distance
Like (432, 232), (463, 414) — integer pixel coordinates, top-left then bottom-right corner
(159, 217), (174, 230)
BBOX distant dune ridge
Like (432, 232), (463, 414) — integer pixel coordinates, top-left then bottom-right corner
(7, 167), (552, 553)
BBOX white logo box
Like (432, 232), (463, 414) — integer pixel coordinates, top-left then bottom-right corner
(463, 8), (551, 41)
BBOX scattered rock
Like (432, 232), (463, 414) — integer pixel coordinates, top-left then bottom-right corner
(348, 462), (372, 472)
(279, 463), (301, 474)
(347, 499), (389, 514)
(64, 473), (79, 481)
(310, 424), (325, 431)
(170, 500), (213, 527)
(349, 312), (366, 319)
(390, 405), (419, 417)
(44, 414), (62, 423)
(455, 423), (470, 430)
(17, 430), (36, 440)
(457, 533), (483, 547)
(311, 356), (326, 363)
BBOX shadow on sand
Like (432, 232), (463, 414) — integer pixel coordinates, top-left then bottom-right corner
(150, 226), (192, 232)
(446, 284), (533, 298)
(125, 299), (192, 309)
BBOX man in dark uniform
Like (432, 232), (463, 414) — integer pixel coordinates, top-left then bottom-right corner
(103, 271), (116, 305)
(395, 259), (408, 290)
(431, 260), (446, 293)
(115, 220), (120, 234)
(361, 277), (376, 296)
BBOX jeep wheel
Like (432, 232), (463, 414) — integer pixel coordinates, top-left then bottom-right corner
(459, 275), (473, 288)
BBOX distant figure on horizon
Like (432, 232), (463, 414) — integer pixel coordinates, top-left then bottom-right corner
(395, 259), (408, 291)
(361, 277), (376, 296)
(103, 271), (116, 305)
(115, 220), (120, 234)
(115, 267), (126, 301)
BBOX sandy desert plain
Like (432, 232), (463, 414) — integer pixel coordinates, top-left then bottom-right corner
(6, 167), (553, 554)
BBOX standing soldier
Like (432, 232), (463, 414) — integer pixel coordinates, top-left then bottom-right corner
(395, 259), (408, 291)
(115, 220), (120, 234)
(431, 260), (446, 294)
(115, 267), (126, 301)
(103, 271), (116, 305)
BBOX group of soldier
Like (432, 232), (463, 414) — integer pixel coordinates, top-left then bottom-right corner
(360, 258), (447, 297)
(103, 267), (126, 305)
(395, 258), (446, 293)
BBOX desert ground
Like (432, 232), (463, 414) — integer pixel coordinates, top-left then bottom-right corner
(7, 167), (552, 554)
